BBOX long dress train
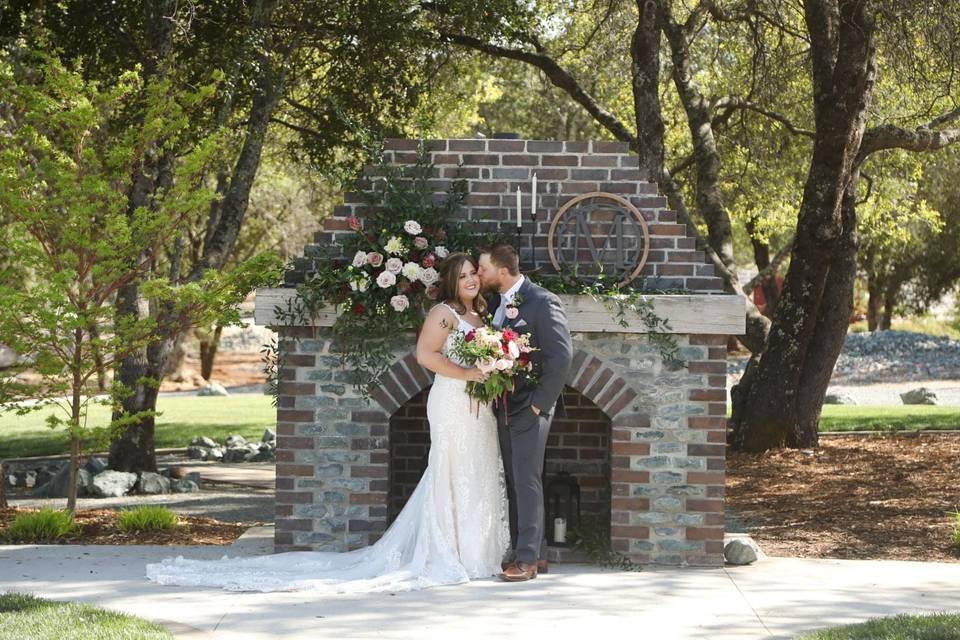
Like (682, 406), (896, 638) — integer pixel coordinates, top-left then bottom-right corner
(146, 311), (509, 593)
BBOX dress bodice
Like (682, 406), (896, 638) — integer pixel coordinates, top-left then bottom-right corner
(439, 303), (479, 366)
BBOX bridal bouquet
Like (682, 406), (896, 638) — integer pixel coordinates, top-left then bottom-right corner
(452, 326), (536, 405)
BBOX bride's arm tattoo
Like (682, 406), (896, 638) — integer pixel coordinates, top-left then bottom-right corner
(439, 317), (450, 329)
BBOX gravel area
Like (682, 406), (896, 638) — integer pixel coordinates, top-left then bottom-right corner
(728, 330), (960, 405)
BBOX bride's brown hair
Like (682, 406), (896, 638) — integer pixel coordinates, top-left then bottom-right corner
(435, 252), (487, 316)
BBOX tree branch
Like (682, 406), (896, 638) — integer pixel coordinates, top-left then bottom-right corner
(743, 237), (794, 294)
(438, 32), (637, 146)
(711, 96), (816, 139)
(858, 107), (960, 162)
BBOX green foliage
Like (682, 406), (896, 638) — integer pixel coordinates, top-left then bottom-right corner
(0, 593), (173, 640)
(117, 506), (179, 533)
(794, 612), (960, 640)
(0, 36), (281, 494)
(3, 508), (79, 543)
(569, 514), (643, 572)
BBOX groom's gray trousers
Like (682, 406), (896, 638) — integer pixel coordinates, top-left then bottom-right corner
(498, 407), (552, 564)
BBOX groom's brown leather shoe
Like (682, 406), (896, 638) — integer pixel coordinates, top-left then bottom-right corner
(501, 559), (548, 573)
(499, 561), (538, 582)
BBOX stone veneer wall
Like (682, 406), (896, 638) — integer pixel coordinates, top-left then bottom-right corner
(271, 138), (732, 567)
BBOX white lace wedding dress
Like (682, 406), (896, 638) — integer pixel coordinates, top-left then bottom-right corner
(146, 307), (509, 593)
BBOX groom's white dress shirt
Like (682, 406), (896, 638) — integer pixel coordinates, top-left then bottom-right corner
(493, 275), (525, 328)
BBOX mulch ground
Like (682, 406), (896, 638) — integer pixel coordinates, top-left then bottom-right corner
(727, 432), (960, 562)
(0, 508), (248, 545)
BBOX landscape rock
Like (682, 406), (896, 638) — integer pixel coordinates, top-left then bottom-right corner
(223, 446), (249, 463)
(225, 435), (247, 448)
(91, 470), (137, 498)
(900, 387), (938, 405)
(262, 428), (276, 443)
(0, 344), (17, 369)
(198, 381), (229, 397)
(32, 463), (89, 498)
(724, 539), (758, 565)
(172, 478), (199, 493)
(83, 457), (108, 475)
(823, 391), (856, 405)
(137, 471), (171, 495)
(190, 436), (218, 449)
(206, 446), (224, 461)
(187, 445), (209, 460)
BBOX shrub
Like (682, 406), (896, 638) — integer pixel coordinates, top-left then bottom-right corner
(117, 506), (179, 533)
(3, 508), (78, 543)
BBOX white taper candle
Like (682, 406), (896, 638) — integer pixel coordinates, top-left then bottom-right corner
(531, 173), (537, 217)
(516, 186), (522, 227)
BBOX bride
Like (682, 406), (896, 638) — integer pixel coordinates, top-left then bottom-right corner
(146, 252), (509, 593)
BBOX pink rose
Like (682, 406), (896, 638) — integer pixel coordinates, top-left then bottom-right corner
(404, 220), (422, 235)
(367, 252), (384, 267)
(414, 236), (429, 250)
(477, 358), (498, 375)
(390, 294), (409, 312)
(505, 306), (519, 320)
(347, 216), (362, 231)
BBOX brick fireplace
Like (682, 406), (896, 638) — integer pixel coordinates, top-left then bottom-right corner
(255, 138), (744, 567)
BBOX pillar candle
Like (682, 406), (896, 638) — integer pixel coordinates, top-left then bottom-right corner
(554, 517), (567, 543)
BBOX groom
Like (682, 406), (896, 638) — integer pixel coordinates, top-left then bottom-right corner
(479, 243), (573, 582)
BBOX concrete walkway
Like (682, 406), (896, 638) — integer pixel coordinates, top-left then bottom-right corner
(1, 540), (958, 640)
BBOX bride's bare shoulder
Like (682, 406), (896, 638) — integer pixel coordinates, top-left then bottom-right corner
(426, 303), (457, 328)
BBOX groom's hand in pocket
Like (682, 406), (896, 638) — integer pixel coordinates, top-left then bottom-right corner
(530, 405), (540, 416)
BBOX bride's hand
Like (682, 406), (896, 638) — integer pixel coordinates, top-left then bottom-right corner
(462, 366), (488, 383)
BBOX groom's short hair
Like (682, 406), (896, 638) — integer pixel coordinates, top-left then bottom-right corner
(483, 243), (520, 276)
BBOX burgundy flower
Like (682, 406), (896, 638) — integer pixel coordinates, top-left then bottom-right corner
(502, 328), (518, 342)
(352, 303), (366, 314)
(465, 329), (476, 342)
(398, 280), (412, 294)
(422, 253), (436, 268)
(348, 216), (362, 231)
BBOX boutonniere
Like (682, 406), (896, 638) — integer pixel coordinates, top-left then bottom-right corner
(505, 292), (524, 320)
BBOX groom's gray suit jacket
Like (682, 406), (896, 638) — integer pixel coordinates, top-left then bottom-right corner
(489, 278), (573, 416)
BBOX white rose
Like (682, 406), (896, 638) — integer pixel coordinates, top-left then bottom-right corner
(434, 245), (449, 259)
(419, 267), (438, 285)
(385, 257), (403, 274)
(401, 261), (421, 282)
(495, 358), (514, 371)
(414, 236), (429, 250)
(508, 341), (520, 359)
(404, 220), (422, 235)
(351, 250), (368, 268)
(376, 270), (397, 289)
(390, 294), (410, 312)
(384, 236), (406, 255)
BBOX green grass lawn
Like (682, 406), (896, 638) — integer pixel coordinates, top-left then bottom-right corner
(796, 612), (960, 639)
(0, 394), (275, 459)
(2, 394), (957, 460)
(0, 593), (173, 639)
(819, 405), (960, 432)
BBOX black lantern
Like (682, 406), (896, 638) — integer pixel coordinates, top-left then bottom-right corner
(544, 471), (581, 547)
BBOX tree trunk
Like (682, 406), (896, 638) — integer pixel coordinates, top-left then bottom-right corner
(730, 0), (876, 452)
(109, 0), (283, 472)
(746, 217), (780, 317)
(866, 263), (882, 331)
(795, 183), (859, 445)
(164, 332), (189, 382)
(0, 461), (7, 509)
(880, 280), (899, 330)
(199, 325), (223, 381)
(630, 0), (664, 183)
